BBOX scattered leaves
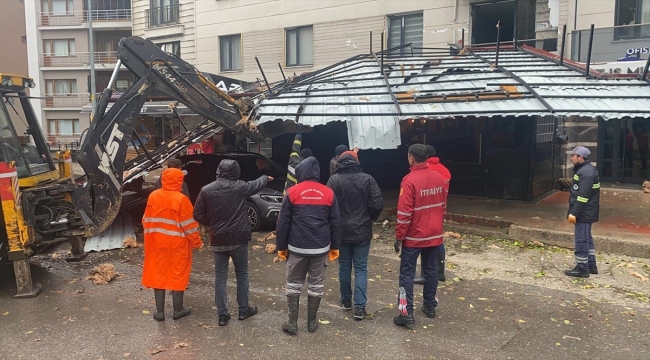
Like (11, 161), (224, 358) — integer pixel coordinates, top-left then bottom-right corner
(564, 320), (571, 325)
(252, 245), (262, 250)
(174, 342), (189, 350)
(517, 319), (526, 323)
(142, 310), (150, 315)
(372, 234), (380, 240)
(148, 346), (167, 355)
(444, 231), (462, 239)
(318, 319), (331, 325)
(562, 335), (581, 341)
(630, 271), (648, 282)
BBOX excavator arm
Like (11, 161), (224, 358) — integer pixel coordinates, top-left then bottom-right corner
(76, 36), (262, 236)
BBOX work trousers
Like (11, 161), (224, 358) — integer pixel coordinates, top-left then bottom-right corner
(399, 246), (439, 315)
(338, 241), (371, 308)
(574, 222), (596, 270)
(213, 244), (250, 316)
(285, 253), (328, 298)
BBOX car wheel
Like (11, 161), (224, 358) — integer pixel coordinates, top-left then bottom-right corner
(246, 201), (261, 232)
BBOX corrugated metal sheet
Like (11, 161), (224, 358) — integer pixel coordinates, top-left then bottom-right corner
(253, 46), (650, 149)
(84, 212), (136, 252)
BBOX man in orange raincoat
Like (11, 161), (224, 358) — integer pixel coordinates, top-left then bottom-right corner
(142, 168), (203, 321)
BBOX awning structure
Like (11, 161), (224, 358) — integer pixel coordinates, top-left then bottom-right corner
(252, 44), (650, 149)
(80, 101), (196, 115)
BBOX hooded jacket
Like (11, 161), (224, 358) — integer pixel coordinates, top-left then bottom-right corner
(326, 154), (383, 244)
(568, 161), (600, 223)
(193, 159), (269, 247)
(142, 168), (202, 291)
(276, 157), (341, 256)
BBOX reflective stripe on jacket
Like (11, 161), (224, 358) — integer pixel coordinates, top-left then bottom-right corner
(283, 134), (303, 194)
(396, 163), (447, 248)
(568, 161), (600, 223)
(142, 168), (203, 291)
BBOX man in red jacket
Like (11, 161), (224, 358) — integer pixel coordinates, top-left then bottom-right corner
(414, 145), (452, 284)
(394, 144), (446, 328)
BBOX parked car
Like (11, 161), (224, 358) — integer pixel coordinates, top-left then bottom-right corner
(179, 152), (286, 231)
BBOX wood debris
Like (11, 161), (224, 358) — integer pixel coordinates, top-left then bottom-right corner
(643, 181), (650, 194)
(85, 263), (118, 285)
(630, 271), (648, 282)
(122, 236), (138, 248)
(174, 342), (189, 350)
(265, 244), (277, 254)
(444, 231), (462, 239)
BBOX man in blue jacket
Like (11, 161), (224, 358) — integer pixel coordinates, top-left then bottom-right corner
(565, 146), (600, 278)
(276, 156), (341, 335)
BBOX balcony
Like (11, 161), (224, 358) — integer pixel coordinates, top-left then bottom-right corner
(40, 51), (119, 68)
(571, 23), (650, 63)
(38, 9), (131, 27)
(46, 134), (82, 146)
(146, 4), (180, 28)
(43, 94), (89, 108)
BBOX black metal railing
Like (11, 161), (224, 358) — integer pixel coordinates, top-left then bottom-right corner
(146, 3), (179, 28)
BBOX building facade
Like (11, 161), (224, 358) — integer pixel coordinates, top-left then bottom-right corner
(191, 0), (566, 83)
(24, 0), (132, 145)
(1, 0), (30, 135)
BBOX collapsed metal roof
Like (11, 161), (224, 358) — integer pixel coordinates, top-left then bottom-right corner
(252, 44), (650, 149)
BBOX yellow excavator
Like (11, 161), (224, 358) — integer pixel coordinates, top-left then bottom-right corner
(0, 37), (261, 298)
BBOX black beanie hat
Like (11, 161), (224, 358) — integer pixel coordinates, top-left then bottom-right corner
(334, 145), (348, 156)
(300, 148), (313, 158)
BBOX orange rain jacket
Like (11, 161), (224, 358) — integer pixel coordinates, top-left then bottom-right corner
(142, 168), (203, 291)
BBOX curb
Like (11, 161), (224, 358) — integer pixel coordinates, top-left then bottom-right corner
(446, 222), (650, 259)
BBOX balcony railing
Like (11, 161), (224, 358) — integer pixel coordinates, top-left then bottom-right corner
(38, 9), (131, 26)
(146, 4), (180, 28)
(43, 94), (89, 108)
(571, 23), (650, 63)
(46, 135), (82, 147)
(40, 51), (119, 67)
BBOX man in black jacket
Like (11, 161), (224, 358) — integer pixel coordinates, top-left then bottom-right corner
(565, 146), (600, 278)
(193, 160), (272, 326)
(326, 152), (383, 320)
(276, 156), (341, 335)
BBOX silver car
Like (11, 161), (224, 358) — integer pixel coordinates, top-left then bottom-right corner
(180, 152), (286, 231)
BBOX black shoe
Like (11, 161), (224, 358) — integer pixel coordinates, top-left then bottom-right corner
(421, 303), (436, 318)
(564, 266), (589, 278)
(171, 291), (191, 320)
(340, 300), (352, 311)
(413, 277), (425, 285)
(218, 314), (231, 326)
(589, 266), (598, 275)
(438, 273), (446, 282)
(393, 314), (415, 328)
(153, 312), (165, 321)
(354, 307), (366, 321)
(172, 307), (191, 320)
(238, 305), (258, 321)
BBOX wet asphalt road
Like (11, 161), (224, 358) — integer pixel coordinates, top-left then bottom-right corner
(1, 231), (649, 360)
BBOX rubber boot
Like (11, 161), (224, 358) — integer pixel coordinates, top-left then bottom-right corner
(282, 295), (300, 335)
(437, 253), (446, 282)
(153, 289), (165, 321)
(172, 291), (191, 320)
(307, 296), (321, 333)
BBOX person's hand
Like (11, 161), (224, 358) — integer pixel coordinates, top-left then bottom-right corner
(568, 214), (577, 225)
(328, 249), (340, 262)
(353, 147), (360, 153)
(198, 242), (204, 250)
(278, 250), (288, 261)
(268, 176), (274, 182)
(394, 240), (401, 254)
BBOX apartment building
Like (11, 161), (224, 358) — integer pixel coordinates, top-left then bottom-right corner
(0, 0), (29, 135)
(131, 0), (196, 64)
(24, 0), (132, 145)
(188, 0), (567, 83)
(569, 0), (650, 63)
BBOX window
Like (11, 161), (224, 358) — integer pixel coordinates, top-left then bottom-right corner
(157, 41), (180, 57)
(48, 119), (80, 135)
(41, 0), (74, 14)
(387, 12), (423, 56)
(115, 79), (131, 92)
(45, 80), (77, 95)
(220, 35), (242, 71)
(536, 116), (555, 143)
(285, 26), (313, 66)
(149, 0), (179, 27)
(43, 39), (76, 56)
(615, 0), (650, 40)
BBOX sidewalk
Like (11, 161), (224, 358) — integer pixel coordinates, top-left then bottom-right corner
(381, 187), (650, 258)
